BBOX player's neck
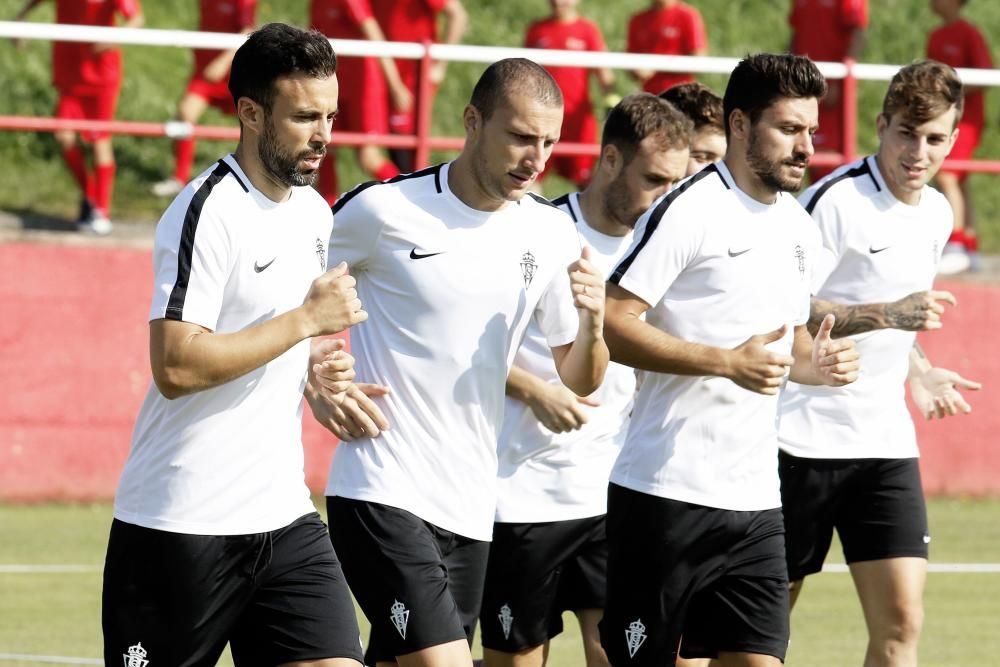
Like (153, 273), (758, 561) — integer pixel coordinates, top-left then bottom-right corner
(654, 0), (678, 9)
(723, 156), (780, 205)
(448, 154), (509, 212)
(553, 9), (578, 22)
(233, 144), (293, 203)
(935, 10), (962, 24)
(579, 184), (631, 237)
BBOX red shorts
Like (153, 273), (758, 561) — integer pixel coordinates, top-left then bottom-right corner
(335, 57), (389, 135)
(56, 85), (120, 142)
(539, 105), (598, 187)
(941, 121), (982, 181)
(187, 76), (236, 115)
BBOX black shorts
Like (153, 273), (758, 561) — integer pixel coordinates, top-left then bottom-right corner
(599, 484), (789, 666)
(779, 452), (930, 581)
(327, 496), (490, 664)
(480, 515), (608, 651)
(102, 512), (363, 667)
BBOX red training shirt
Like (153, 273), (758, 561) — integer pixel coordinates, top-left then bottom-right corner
(311, 0), (372, 40)
(53, 0), (142, 91)
(372, 0), (447, 90)
(928, 19), (993, 130)
(789, 0), (868, 63)
(524, 17), (606, 111)
(626, 2), (707, 95)
(194, 0), (257, 78)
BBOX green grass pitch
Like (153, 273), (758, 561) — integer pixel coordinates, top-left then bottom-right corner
(2, 499), (999, 666)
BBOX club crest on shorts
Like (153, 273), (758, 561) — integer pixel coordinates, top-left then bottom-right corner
(122, 642), (148, 667)
(315, 237), (327, 270)
(520, 251), (537, 289)
(390, 599), (410, 639)
(625, 619), (647, 658)
(498, 603), (514, 640)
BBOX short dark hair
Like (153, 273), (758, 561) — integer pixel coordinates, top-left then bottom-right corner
(229, 23), (337, 111)
(660, 82), (724, 134)
(469, 58), (563, 121)
(722, 53), (827, 139)
(602, 93), (693, 164)
(882, 60), (964, 126)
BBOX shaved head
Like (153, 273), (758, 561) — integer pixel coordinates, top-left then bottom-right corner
(469, 58), (564, 121)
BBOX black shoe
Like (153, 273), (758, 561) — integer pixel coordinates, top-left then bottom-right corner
(77, 198), (95, 224)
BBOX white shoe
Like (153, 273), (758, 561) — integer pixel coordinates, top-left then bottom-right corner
(938, 242), (970, 275)
(151, 177), (184, 197)
(79, 211), (113, 236)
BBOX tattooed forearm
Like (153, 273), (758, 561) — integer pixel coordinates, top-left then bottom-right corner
(809, 291), (939, 337)
(808, 297), (888, 338)
(885, 293), (932, 330)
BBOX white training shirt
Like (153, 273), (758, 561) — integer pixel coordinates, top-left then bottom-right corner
(778, 155), (952, 459)
(115, 155), (330, 535)
(608, 161), (817, 511)
(495, 192), (636, 523)
(325, 162), (581, 541)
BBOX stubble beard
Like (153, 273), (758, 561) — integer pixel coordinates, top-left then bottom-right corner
(259, 115), (325, 188)
(746, 129), (808, 194)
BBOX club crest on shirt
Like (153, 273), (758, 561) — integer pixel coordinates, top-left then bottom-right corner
(626, 619), (647, 658)
(315, 237), (326, 270)
(499, 603), (514, 640)
(390, 599), (410, 639)
(794, 244), (806, 277)
(520, 251), (538, 289)
(123, 642), (149, 667)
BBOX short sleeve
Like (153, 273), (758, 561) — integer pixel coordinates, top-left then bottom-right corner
(421, 0), (448, 13)
(802, 191), (845, 293)
(116, 0), (141, 19)
(968, 25), (993, 69)
(842, 0), (868, 29)
(524, 23), (538, 48)
(535, 236), (582, 349)
(626, 15), (642, 53)
(609, 199), (701, 309)
(150, 201), (233, 331)
(328, 188), (385, 270)
(685, 7), (708, 53)
(344, 0), (375, 26)
(589, 22), (607, 52)
(238, 0), (258, 29)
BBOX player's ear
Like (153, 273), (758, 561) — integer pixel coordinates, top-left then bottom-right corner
(875, 113), (888, 141)
(601, 143), (621, 176)
(463, 104), (482, 137)
(237, 97), (264, 134)
(728, 108), (748, 141)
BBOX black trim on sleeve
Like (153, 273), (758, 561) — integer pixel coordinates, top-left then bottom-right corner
(164, 161), (235, 321)
(332, 163), (444, 215)
(551, 193), (578, 222)
(609, 164), (721, 285)
(803, 160), (878, 214)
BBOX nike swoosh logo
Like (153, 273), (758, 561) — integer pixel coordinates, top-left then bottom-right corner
(869, 246), (891, 254)
(410, 249), (444, 260)
(254, 257), (276, 273)
(728, 248), (752, 257)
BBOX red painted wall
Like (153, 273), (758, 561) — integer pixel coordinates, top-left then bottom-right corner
(1, 242), (997, 500)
